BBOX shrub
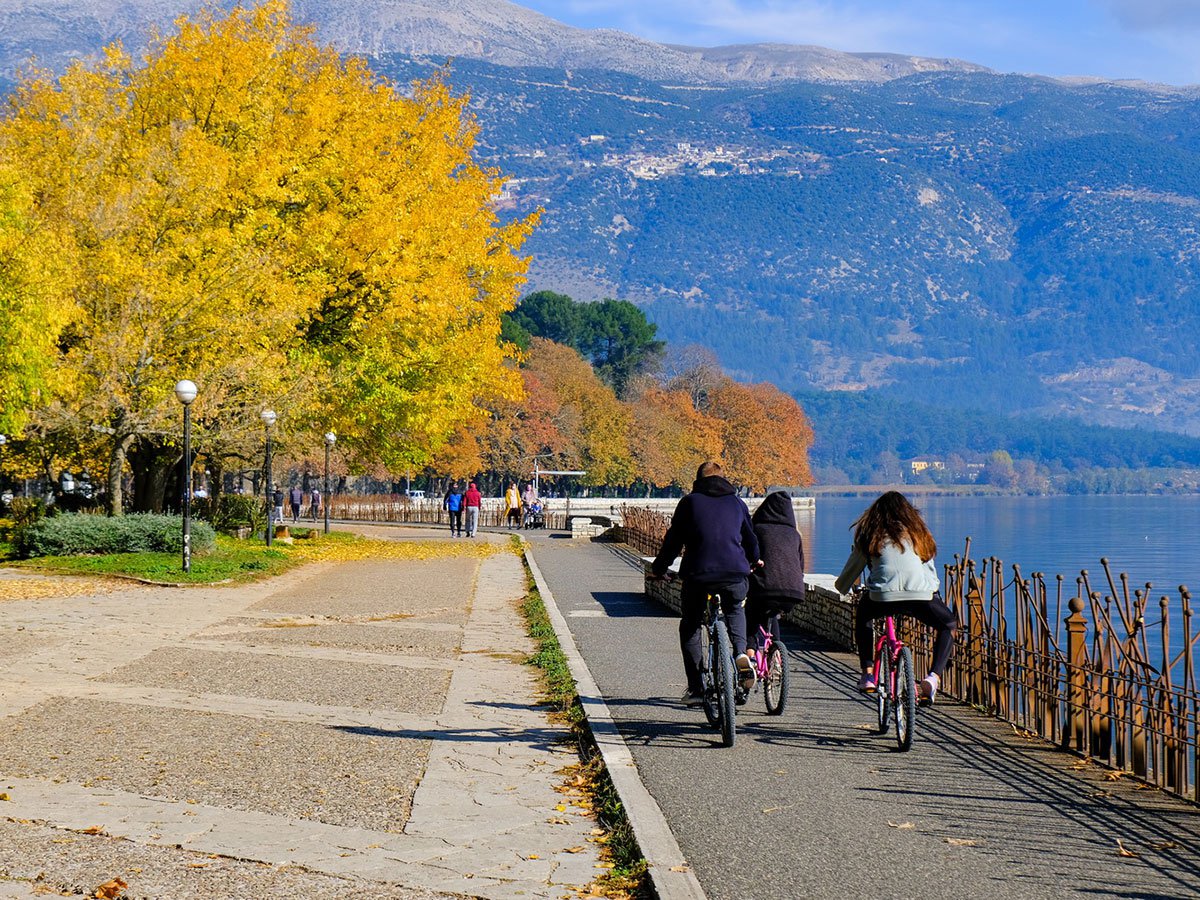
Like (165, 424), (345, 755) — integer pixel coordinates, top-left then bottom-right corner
(196, 493), (265, 536)
(10, 497), (47, 529)
(15, 513), (217, 558)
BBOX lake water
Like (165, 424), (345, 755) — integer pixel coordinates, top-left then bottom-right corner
(800, 494), (1200, 608)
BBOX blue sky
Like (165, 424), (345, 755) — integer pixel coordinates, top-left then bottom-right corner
(517, 0), (1200, 85)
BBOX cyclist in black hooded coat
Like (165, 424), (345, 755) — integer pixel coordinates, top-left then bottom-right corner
(747, 490), (806, 655)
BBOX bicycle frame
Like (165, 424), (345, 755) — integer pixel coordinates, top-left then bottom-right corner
(872, 615), (903, 690)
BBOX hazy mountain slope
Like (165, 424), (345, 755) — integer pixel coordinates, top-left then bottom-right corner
(0, 0), (989, 84)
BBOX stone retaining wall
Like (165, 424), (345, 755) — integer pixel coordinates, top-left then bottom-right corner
(641, 559), (856, 652)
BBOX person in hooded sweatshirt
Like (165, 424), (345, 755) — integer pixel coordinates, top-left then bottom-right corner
(747, 491), (806, 658)
(651, 461), (762, 706)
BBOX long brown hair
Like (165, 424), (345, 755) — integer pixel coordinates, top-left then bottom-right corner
(851, 491), (937, 562)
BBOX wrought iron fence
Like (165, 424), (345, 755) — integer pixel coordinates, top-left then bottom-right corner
(900, 540), (1199, 803)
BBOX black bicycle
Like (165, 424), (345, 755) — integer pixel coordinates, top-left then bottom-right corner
(698, 592), (738, 747)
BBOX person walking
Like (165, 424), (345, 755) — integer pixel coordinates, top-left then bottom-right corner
(443, 481), (465, 537)
(310, 486), (322, 522)
(521, 482), (537, 528)
(463, 481), (482, 537)
(504, 482), (522, 529)
(649, 461), (762, 704)
(289, 484), (303, 523)
(271, 485), (284, 528)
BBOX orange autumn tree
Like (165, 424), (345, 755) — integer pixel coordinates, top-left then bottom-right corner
(707, 379), (814, 492)
(521, 339), (634, 487)
(628, 380), (723, 490)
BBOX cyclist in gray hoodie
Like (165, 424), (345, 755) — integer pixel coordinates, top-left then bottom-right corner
(834, 491), (957, 705)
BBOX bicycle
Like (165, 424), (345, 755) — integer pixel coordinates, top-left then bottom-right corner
(859, 589), (916, 752)
(749, 622), (790, 716)
(698, 591), (739, 747)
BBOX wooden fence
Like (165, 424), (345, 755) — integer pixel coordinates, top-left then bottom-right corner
(328, 494), (567, 531)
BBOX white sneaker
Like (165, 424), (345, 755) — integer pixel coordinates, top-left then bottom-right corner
(919, 673), (939, 707)
(735, 653), (756, 691)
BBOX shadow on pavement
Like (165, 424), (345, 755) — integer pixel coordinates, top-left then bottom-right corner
(330, 723), (570, 752)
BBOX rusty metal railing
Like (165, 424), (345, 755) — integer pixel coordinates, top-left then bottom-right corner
(899, 540), (1199, 803)
(620, 505), (671, 557)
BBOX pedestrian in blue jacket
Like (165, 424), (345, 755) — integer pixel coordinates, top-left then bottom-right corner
(651, 461), (762, 705)
(443, 483), (465, 537)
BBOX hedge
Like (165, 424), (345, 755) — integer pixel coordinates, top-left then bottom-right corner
(15, 513), (216, 559)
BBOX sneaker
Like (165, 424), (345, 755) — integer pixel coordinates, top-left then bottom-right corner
(681, 689), (704, 707)
(857, 672), (877, 694)
(919, 674), (939, 707)
(735, 653), (756, 691)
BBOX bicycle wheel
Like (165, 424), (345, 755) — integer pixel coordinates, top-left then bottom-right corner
(764, 641), (789, 715)
(714, 619), (737, 747)
(875, 649), (891, 734)
(895, 647), (916, 752)
(700, 625), (720, 728)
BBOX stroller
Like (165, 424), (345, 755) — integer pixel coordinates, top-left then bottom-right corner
(524, 501), (546, 529)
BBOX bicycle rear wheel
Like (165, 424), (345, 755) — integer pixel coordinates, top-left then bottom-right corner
(714, 619), (737, 747)
(895, 647), (916, 752)
(700, 625), (720, 727)
(875, 650), (891, 734)
(764, 642), (789, 715)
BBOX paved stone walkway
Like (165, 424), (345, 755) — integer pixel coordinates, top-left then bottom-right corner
(0, 529), (603, 899)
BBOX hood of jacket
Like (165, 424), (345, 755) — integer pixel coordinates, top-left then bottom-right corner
(752, 490), (796, 529)
(691, 475), (737, 497)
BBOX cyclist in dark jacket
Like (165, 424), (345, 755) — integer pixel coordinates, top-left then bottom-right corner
(652, 461), (761, 705)
(747, 490), (806, 655)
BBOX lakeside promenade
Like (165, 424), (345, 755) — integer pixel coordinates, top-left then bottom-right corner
(0, 527), (603, 899)
(0, 522), (1197, 899)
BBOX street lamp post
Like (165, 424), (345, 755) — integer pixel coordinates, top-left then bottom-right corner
(324, 431), (336, 535)
(261, 409), (277, 546)
(174, 380), (198, 573)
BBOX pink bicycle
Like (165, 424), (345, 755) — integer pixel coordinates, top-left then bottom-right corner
(868, 601), (916, 752)
(746, 623), (790, 715)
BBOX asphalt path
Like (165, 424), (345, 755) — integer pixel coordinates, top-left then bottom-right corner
(524, 532), (1200, 900)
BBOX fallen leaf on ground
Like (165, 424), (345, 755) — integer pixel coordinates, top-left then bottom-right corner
(946, 838), (978, 846)
(1116, 840), (1140, 858)
(669, 865), (690, 872)
(527, 854), (540, 860)
(1104, 771), (1125, 782)
(888, 821), (915, 829)
(564, 846), (585, 853)
(1150, 841), (1178, 851)
(0, 793), (9, 801)
(548, 817), (569, 825)
(80, 825), (105, 835)
(93, 878), (127, 899)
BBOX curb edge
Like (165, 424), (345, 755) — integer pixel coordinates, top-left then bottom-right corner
(523, 548), (707, 900)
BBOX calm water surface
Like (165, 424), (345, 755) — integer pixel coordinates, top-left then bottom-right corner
(800, 494), (1200, 603)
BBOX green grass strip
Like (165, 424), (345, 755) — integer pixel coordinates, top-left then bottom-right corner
(516, 547), (650, 898)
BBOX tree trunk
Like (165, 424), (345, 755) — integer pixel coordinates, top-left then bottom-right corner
(106, 433), (135, 516)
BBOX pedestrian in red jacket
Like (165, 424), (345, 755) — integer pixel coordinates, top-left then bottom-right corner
(464, 482), (483, 537)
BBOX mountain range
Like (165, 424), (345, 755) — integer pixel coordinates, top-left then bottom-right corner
(6, 0), (1200, 438)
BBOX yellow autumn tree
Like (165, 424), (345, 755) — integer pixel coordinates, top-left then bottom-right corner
(0, 0), (533, 512)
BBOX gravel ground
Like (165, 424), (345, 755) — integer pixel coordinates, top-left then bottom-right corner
(197, 621), (463, 657)
(96, 647), (449, 716)
(250, 558), (476, 624)
(0, 698), (429, 831)
(0, 819), (469, 900)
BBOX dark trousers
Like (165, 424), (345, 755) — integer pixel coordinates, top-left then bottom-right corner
(747, 598), (786, 649)
(855, 593), (958, 677)
(448, 509), (463, 534)
(680, 578), (748, 694)
(290, 502), (301, 521)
